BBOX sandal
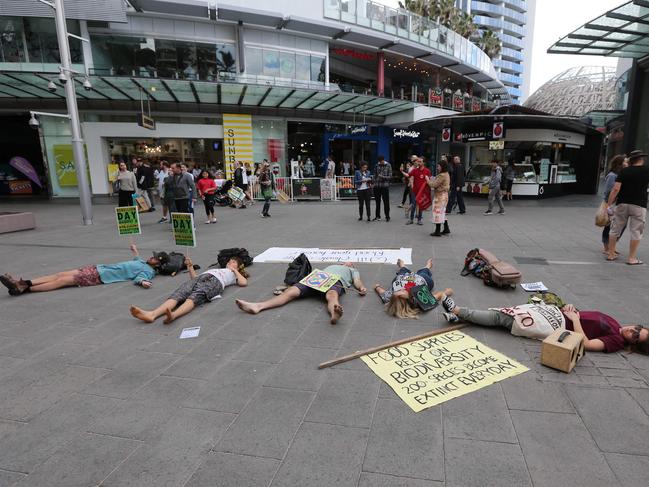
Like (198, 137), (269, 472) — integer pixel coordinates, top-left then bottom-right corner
(626, 260), (644, 266)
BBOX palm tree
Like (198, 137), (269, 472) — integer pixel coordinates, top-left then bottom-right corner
(478, 28), (502, 58)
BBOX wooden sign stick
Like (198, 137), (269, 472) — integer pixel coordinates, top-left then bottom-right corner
(318, 324), (466, 370)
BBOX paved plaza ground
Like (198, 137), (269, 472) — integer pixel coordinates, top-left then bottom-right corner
(1, 191), (648, 487)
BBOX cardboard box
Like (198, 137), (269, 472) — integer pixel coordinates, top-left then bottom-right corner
(541, 329), (585, 373)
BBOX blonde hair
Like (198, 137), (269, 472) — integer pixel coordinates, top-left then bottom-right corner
(385, 295), (420, 319)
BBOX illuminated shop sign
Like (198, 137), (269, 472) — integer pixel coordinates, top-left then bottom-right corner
(331, 48), (375, 61)
(393, 129), (420, 139)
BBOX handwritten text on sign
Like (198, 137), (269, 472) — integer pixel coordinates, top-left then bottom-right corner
(361, 331), (528, 412)
(253, 247), (413, 265)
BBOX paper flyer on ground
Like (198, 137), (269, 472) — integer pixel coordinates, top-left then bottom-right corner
(521, 282), (549, 292)
(361, 330), (528, 412)
(115, 206), (141, 236)
(253, 247), (413, 264)
(171, 213), (196, 247)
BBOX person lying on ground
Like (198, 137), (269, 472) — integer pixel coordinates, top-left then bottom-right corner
(374, 258), (453, 319)
(236, 262), (367, 324)
(0, 245), (168, 296)
(440, 296), (649, 354)
(130, 256), (248, 324)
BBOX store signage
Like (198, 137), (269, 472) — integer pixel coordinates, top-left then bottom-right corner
(453, 94), (465, 110)
(493, 122), (504, 139)
(350, 125), (369, 135)
(137, 113), (156, 130)
(456, 131), (492, 142)
(441, 127), (451, 143)
(505, 129), (585, 146)
(429, 88), (443, 106)
(393, 129), (420, 139)
(471, 99), (482, 112)
(331, 48), (374, 61)
(223, 113), (253, 179)
(489, 140), (505, 150)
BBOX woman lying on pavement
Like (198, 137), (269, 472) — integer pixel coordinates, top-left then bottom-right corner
(374, 258), (453, 319)
(130, 256), (248, 324)
(0, 244), (168, 296)
(236, 262), (366, 324)
(439, 295), (649, 354)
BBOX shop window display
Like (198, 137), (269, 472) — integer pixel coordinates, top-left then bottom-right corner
(262, 49), (280, 77)
(245, 46), (325, 82)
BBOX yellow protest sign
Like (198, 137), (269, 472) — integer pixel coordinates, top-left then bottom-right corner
(299, 269), (342, 293)
(361, 330), (528, 412)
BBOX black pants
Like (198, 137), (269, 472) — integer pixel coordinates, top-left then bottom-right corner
(263, 194), (271, 215)
(357, 189), (371, 219)
(374, 186), (390, 218)
(401, 185), (410, 205)
(174, 198), (190, 213)
(118, 190), (135, 207)
(202, 194), (215, 217)
(446, 188), (465, 213)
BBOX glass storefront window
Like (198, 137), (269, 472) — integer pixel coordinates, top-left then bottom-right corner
(295, 54), (310, 81)
(0, 17), (26, 63)
(92, 35), (153, 76)
(246, 47), (262, 76)
(216, 43), (236, 74)
(279, 51), (295, 79)
(253, 119), (286, 174)
(263, 49), (280, 77)
(311, 55), (325, 82)
(176, 40), (197, 80)
(155, 39), (177, 78)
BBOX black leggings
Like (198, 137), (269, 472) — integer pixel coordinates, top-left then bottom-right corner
(118, 190), (135, 207)
(357, 189), (371, 219)
(401, 185), (410, 205)
(202, 194), (215, 217)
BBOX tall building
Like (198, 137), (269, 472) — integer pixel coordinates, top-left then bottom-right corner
(459, 0), (536, 102)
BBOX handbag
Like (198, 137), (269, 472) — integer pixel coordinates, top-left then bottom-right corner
(595, 201), (609, 227)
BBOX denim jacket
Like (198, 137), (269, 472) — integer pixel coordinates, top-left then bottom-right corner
(354, 169), (373, 190)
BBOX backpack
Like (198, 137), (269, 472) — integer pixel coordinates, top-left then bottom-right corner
(527, 291), (566, 308)
(284, 253), (312, 286)
(461, 248), (522, 289)
(215, 248), (253, 268)
(158, 251), (187, 276)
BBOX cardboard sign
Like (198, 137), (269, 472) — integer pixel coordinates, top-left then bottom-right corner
(228, 186), (246, 202)
(299, 269), (342, 293)
(361, 330), (528, 412)
(171, 212), (196, 247)
(409, 285), (438, 311)
(115, 206), (141, 236)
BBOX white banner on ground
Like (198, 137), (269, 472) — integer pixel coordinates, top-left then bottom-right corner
(253, 247), (413, 265)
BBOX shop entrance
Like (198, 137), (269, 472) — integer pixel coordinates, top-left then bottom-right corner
(329, 138), (375, 174)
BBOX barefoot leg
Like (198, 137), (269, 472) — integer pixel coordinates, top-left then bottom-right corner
(130, 305), (156, 323)
(325, 290), (343, 324)
(29, 274), (78, 292)
(30, 269), (79, 286)
(163, 299), (196, 324)
(237, 286), (301, 314)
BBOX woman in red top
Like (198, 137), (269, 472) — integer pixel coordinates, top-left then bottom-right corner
(196, 170), (217, 224)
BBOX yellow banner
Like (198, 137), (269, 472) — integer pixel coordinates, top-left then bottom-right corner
(361, 330), (528, 412)
(223, 113), (253, 179)
(52, 144), (90, 187)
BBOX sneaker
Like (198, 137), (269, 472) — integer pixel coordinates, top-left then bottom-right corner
(397, 205), (404, 208)
(484, 210), (493, 215)
(385, 217), (390, 222)
(443, 312), (460, 323)
(416, 220), (423, 226)
(358, 217), (363, 221)
(373, 217), (381, 221)
(406, 220), (413, 225)
(442, 295), (456, 312)
(211, 218), (217, 223)
(157, 217), (167, 223)
(149, 207), (156, 212)
(260, 213), (266, 218)
(498, 210), (505, 215)
(205, 220), (212, 224)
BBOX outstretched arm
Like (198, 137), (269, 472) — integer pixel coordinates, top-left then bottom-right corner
(130, 244), (139, 257)
(352, 275), (367, 296)
(185, 257), (197, 279)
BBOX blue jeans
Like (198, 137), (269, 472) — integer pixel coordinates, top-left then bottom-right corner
(409, 192), (422, 221)
(396, 267), (434, 290)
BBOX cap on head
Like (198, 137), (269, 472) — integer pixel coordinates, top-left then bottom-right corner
(152, 251), (170, 266)
(627, 150), (648, 163)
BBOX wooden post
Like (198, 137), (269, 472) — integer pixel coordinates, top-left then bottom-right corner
(318, 324), (466, 369)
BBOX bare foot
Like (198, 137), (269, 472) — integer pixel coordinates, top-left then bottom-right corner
(397, 258), (404, 268)
(330, 304), (344, 325)
(426, 258), (433, 269)
(236, 299), (260, 314)
(162, 307), (175, 325)
(130, 305), (155, 323)
(442, 287), (453, 296)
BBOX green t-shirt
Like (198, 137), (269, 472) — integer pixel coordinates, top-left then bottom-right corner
(323, 264), (360, 288)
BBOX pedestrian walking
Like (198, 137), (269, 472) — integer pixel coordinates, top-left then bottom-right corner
(485, 160), (505, 215)
(503, 160), (516, 200)
(406, 156), (431, 225)
(428, 159), (451, 236)
(601, 155), (627, 254)
(196, 169), (217, 224)
(116, 162), (137, 207)
(259, 161), (274, 217)
(446, 156), (466, 214)
(373, 155), (392, 221)
(137, 159), (156, 211)
(354, 161), (373, 221)
(607, 150), (649, 265)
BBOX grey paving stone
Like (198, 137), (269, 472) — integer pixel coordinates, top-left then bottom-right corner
(88, 400), (179, 441)
(82, 351), (179, 399)
(101, 408), (235, 487)
(445, 438), (532, 487)
(185, 452), (280, 487)
(183, 360), (274, 413)
(0, 393), (123, 472)
(232, 335), (295, 363)
(609, 377), (648, 388)
(588, 353), (632, 369)
(295, 319), (351, 349)
(358, 472), (443, 487)
(605, 453), (649, 487)
(501, 373), (573, 413)
(216, 387), (314, 459)
(599, 367), (643, 379)
(271, 421), (368, 487)
(363, 398), (444, 481)
(12, 432), (140, 487)
(0, 469), (26, 487)
(130, 375), (205, 405)
(511, 410), (617, 487)
(263, 345), (335, 391)
(627, 388), (649, 415)
(443, 385), (518, 443)
(161, 338), (247, 380)
(69, 331), (162, 369)
(565, 386), (649, 454)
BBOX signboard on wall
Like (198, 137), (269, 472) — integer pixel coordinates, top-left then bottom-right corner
(223, 114), (253, 179)
(53, 144), (90, 187)
(505, 129), (585, 146)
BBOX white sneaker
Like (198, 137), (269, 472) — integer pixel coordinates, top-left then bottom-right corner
(443, 312), (460, 323)
(211, 218), (217, 223)
(204, 220), (211, 224)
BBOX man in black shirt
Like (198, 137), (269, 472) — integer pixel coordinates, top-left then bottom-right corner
(446, 156), (466, 214)
(607, 150), (649, 265)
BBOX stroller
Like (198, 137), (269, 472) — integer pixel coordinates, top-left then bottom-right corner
(214, 180), (233, 207)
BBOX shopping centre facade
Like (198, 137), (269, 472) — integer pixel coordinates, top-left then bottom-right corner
(0, 0), (510, 198)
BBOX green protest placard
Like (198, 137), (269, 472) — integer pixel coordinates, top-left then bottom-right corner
(171, 212), (196, 247)
(115, 206), (141, 236)
(299, 269), (342, 293)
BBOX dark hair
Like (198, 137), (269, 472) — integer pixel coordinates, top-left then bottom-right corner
(228, 256), (249, 278)
(199, 169), (213, 180)
(629, 325), (649, 355)
(609, 154), (626, 174)
(378, 155), (385, 161)
(438, 159), (449, 173)
(360, 161), (368, 167)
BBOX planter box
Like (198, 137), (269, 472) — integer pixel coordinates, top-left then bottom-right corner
(0, 212), (36, 234)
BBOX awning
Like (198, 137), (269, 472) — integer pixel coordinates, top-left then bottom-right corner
(0, 72), (419, 117)
(548, 0), (649, 58)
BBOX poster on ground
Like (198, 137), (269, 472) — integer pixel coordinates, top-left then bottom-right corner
(299, 269), (342, 293)
(115, 206), (141, 236)
(253, 247), (413, 265)
(361, 330), (528, 412)
(171, 212), (196, 247)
